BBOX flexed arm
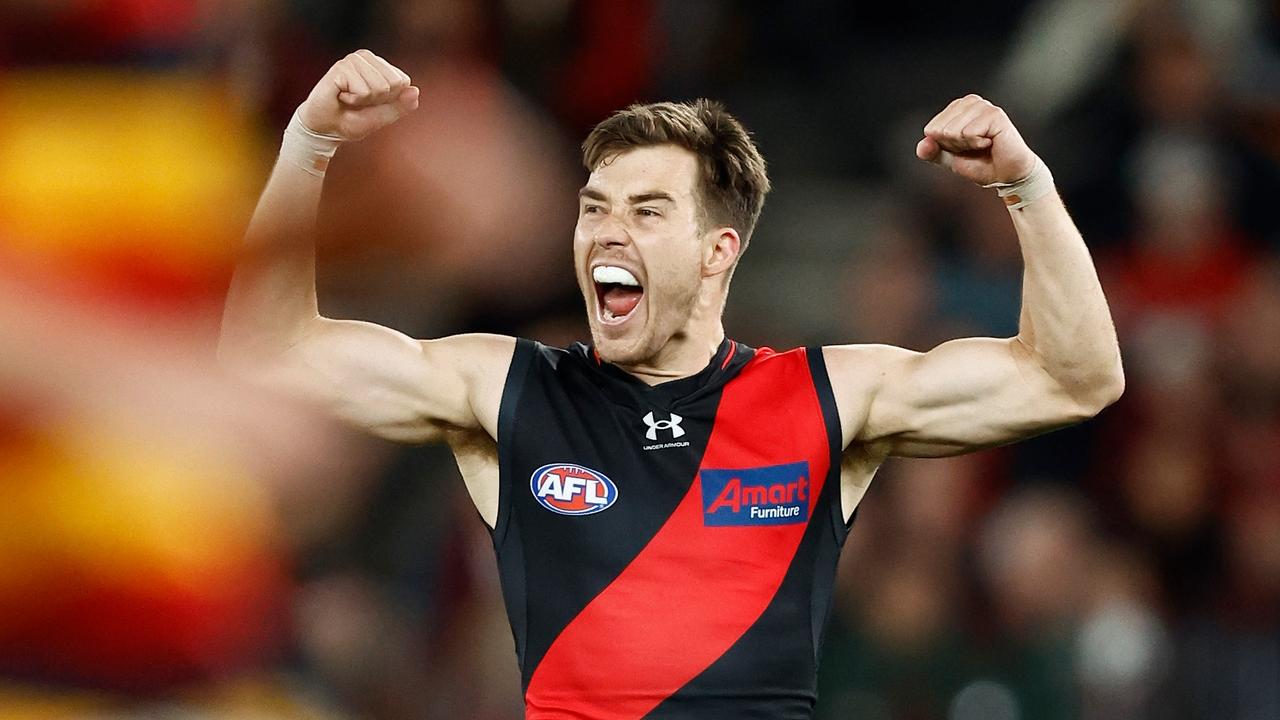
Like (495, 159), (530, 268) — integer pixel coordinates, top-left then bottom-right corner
(827, 95), (1123, 457)
(219, 50), (512, 444)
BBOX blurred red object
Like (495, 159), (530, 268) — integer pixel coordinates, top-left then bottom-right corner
(0, 0), (204, 64)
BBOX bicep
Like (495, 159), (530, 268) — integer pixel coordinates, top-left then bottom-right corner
(828, 338), (1091, 458)
(261, 319), (512, 443)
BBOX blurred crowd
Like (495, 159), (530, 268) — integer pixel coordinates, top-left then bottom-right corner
(2, 0), (1279, 718)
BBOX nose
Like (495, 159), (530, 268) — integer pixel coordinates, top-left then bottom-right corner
(591, 213), (630, 249)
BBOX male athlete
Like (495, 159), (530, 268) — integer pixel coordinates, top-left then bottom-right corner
(221, 50), (1123, 718)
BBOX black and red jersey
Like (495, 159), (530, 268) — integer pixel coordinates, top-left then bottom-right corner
(492, 337), (852, 719)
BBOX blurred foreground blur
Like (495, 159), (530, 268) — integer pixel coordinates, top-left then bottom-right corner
(2, 1), (1280, 719)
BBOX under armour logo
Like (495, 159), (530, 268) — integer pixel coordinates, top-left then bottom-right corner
(642, 411), (685, 441)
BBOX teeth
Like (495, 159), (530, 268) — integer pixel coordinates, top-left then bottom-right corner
(592, 265), (640, 286)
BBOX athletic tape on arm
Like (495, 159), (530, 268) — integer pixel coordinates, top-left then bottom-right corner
(279, 111), (343, 177)
(982, 156), (1055, 210)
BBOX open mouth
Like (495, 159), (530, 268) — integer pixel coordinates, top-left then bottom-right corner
(592, 265), (644, 325)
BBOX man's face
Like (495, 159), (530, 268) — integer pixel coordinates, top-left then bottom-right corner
(575, 144), (708, 365)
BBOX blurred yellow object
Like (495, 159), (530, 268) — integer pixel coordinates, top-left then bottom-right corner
(0, 418), (276, 592)
(0, 70), (262, 264)
(0, 415), (287, 689)
(0, 675), (347, 719)
(0, 684), (104, 720)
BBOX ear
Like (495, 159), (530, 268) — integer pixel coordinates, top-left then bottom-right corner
(701, 227), (741, 279)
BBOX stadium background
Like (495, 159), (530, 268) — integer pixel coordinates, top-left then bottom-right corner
(2, 0), (1279, 718)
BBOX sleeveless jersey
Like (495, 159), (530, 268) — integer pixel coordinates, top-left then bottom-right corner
(492, 338), (852, 719)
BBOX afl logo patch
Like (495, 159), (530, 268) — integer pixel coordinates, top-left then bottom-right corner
(530, 463), (618, 516)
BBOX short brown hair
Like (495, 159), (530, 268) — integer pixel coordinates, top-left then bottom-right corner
(582, 99), (771, 245)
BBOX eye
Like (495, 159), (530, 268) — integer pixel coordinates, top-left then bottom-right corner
(582, 204), (602, 215)
(636, 207), (661, 218)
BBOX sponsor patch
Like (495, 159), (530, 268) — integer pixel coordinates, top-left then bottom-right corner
(700, 461), (810, 526)
(530, 463), (618, 516)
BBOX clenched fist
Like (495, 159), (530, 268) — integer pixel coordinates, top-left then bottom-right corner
(298, 49), (419, 141)
(916, 94), (1036, 186)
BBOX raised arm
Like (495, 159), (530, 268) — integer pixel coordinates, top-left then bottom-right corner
(826, 95), (1124, 458)
(219, 50), (513, 444)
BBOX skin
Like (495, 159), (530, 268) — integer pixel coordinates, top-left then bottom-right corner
(221, 55), (1124, 528)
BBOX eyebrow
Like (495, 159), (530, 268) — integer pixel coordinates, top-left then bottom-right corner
(629, 191), (675, 205)
(577, 188), (676, 205)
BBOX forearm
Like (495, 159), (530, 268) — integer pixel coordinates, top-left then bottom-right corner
(219, 135), (329, 360)
(221, 47), (418, 362)
(1011, 190), (1123, 405)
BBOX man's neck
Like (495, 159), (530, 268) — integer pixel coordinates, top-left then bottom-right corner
(610, 281), (730, 385)
(615, 326), (726, 386)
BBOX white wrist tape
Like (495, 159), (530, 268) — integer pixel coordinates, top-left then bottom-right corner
(280, 111), (343, 177)
(982, 156), (1055, 210)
